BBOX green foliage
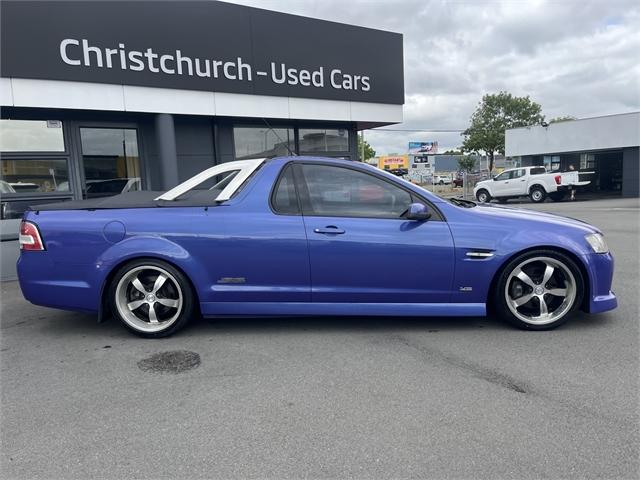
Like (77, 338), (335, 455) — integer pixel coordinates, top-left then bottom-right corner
(443, 149), (463, 155)
(457, 155), (476, 173)
(549, 115), (577, 123)
(461, 91), (545, 171)
(358, 135), (376, 161)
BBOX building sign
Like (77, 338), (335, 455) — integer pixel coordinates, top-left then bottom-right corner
(377, 155), (409, 170)
(408, 142), (438, 154)
(1, 1), (404, 105)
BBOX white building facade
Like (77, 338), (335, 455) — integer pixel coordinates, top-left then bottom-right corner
(506, 112), (639, 198)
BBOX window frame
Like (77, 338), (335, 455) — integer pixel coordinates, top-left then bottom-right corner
(0, 157), (74, 199)
(232, 125), (296, 160)
(276, 161), (444, 221)
(76, 124), (146, 197)
(0, 119), (68, 156)
(297, 127), (351, 155)
(269, 163), (303, 216)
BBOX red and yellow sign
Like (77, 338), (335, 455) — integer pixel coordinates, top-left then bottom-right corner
(377, 155), (408, 170)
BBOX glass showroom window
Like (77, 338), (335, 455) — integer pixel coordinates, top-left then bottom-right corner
(543, 155), (560, 172)
(0, 119), (65, 152)
(234, 126), (294, 160)
(1, 159), (70, 194)
(580, 153), (596, 170)
(80, 128), (141, 199)
(0, 120), (71, 220)
(298, 128), (349, 153)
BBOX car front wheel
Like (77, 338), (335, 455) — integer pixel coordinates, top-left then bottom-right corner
(495, 250), (584, 330)
(109, 259), (195, 338)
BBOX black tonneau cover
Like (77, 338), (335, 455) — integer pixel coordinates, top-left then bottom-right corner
(32, 190), (223, 211)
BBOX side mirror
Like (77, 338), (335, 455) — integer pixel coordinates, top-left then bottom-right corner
(492, 177), (497, 181)
(406, 202), (431, 221)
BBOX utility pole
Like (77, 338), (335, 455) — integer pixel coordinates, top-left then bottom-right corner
(360, 130), (365, 162)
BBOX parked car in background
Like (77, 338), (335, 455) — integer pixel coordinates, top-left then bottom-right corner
(8, 182), (40, 193)
(0, 180), (16, 194)
(388, 168), (408, 177)
(473, 167), (590, 203)
(18, 157), (615, 338)
(433, 174), (452, 185)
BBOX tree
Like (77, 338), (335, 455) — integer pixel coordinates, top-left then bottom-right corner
(457, 155), (476, 173)
(443, 149), (463, 155)
(549, 115), (577, 123)
(461, 91), (544, 172)
(357, 135), (376, 161)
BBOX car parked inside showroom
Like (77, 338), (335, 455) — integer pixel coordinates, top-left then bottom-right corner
(17, 157), (615, 337)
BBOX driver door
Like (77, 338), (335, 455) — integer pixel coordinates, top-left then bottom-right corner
(294, 163), (455, 304)
(492, 170), (514, 196)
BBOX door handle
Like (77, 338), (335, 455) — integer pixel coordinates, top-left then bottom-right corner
(314, 226), (345, 235)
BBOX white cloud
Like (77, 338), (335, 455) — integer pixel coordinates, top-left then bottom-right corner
(227, 0), (640, 154)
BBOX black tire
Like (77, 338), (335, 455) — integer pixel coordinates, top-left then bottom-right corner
(108, 258), (196, 338)
(494, 250), (584, 330)
(529, 185), (547, 203)
(549, 192), (567, 202)
(476, 189), (491, 203)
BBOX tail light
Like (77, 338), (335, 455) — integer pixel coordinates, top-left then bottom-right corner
(19, 220), (45, 251)
(554, 175), (561, 185)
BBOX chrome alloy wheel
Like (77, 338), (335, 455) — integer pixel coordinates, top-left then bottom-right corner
(505, 256), (576, 326)
(115, 265), (183, 333)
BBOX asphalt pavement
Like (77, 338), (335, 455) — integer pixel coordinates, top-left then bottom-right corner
(1, 197), (638, 479)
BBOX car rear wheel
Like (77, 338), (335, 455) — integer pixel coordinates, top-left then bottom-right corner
(476, 189), (491, 203)
(495, 250), (584, 330)
(529, 186), (547, 203)
(109, 259), (195, 338)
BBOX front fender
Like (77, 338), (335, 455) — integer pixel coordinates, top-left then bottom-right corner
(474, 182), (492, 196)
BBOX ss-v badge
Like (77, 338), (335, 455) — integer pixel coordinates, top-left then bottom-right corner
(459, 286), (473, 292)
(217, 277), (246, 284)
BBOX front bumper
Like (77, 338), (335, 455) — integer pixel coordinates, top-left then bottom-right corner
(581, 252), (617, 314)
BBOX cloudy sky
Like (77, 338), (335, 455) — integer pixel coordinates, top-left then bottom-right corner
(228, 0), (639, 155)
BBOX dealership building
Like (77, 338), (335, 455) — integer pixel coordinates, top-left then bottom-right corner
(506, 112), (639, 198)
(0, 1), (404, 279)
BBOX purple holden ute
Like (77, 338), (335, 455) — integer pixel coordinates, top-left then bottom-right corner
(17, 157), (616, 337)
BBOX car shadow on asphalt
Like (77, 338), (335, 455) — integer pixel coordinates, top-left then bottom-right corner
(31, 308), (617, 339)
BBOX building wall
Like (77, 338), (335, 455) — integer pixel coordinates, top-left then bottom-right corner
(622, 147), (640, 197)
(506, 112), (640, 157)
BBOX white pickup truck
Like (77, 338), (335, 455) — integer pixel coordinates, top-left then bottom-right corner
(473, 166), (589, 203)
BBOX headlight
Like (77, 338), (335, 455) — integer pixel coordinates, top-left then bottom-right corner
(585, 233), (609, 253)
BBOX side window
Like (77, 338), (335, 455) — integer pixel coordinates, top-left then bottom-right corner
(530, 167), (546, 175)
(495, 171), (511, 181)
(272, 165), (300, 215)
(298, 164), (412, 219)
(512, 169), (526, 178)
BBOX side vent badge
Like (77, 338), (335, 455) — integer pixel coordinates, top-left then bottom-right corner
(217, 277), (246, 284)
